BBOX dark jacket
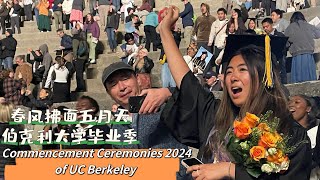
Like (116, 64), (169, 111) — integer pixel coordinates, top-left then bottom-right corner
(0, 123), (31, 178)
(71, 0), (84, 11)
(52, 0), (63, 11)
(179, 2), (194, 28)
(61, 34), (73, 54)
(12, 3), (22, 16)
(1, 35), (17, 58)
(106, 12), (120, 30)
(0, 2), (9, 17)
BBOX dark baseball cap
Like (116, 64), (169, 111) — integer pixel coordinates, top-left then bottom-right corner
(102, 62), (134, 87)
(204, 71), (217, 79)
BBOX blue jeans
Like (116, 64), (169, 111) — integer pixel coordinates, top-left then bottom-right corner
(2, 57), (13, 69)
(106, 27), (117, 50)
(34, 8), (39, 22)
(161, 63), (176, 88)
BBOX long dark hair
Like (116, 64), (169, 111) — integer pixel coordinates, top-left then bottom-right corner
(290, 11), (306, 24)
(55, 56), (66, 70)
(204, 45), (292, 159)
(85, 13), (94, 24)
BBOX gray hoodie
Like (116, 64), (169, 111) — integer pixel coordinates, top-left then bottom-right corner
(39, 44), (53, 83)
(285, 20), (320, 56)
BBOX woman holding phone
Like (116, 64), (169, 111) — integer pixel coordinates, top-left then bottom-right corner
(158, 6), (311, 180)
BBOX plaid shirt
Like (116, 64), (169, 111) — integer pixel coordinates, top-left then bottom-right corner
(3, 78), (26, 105)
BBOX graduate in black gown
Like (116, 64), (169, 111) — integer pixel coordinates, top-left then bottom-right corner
(158, 6), (312, 180)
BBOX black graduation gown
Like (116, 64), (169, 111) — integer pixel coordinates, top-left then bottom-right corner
(161, 71), (312, 180)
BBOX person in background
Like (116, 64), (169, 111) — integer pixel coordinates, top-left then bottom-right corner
(1, 29), (17, 70)
(64, 95), (112, 149)
(271, 9), (289, 34)
(125, 14), (141, 44)
(128, 48), (154, 90)
(183, 42), (198, 73)
(14, 55), (33, 87)
(202, 70), (222, 92)
(62, 0), (73, 30)
(208, 8), (228, 73)
(289, 95), (320, 180)
(105, 5), (120, 54)
(83, 13), (100, 64)
(69, 0), (84, 27)
(72, 23), (88, 92)
(192, 3), (216, 51)
(9, 0), (22, 34)
(245, 18), (264, 34)
(285, 12), (320, 83)
(120, 33), (139, 64)
(144, 8), (158, 52)
(0, 102), (31, 179)
(262, 17), (287, 84)
(230, 8), (247, 33)
(23, 0), (33, 21)
(97, 0), (111, 27)
(44, 56), (74, 103)
(52, 0), (63, 30)
(37, 0), (51, 32)
(3, 69), (26, 105)
(136, 0), (151, 19)
(21, 88), (53, 122)
(0, 0), (8, 35)
(179, 0), (194, 45)
(125, 7), (134, 23)
(57, 29), (73, 55)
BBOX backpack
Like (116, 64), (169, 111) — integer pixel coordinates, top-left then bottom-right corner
(77, 40), (88, 57)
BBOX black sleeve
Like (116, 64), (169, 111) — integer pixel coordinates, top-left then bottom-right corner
(28, 94), (51, 108)
(161, 71), (219, 148)
(22, 95), (33, 108)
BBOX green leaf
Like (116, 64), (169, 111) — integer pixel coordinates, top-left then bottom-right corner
(246, 167), (262, 178)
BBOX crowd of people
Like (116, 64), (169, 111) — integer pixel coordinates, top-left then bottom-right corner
(0, 0), (320, 179)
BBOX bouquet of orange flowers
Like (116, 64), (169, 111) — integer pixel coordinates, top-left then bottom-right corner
(226, 111), (293, 178)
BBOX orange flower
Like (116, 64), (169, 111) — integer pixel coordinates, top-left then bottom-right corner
(250, 146), (266, 161)
(258, 132), (279, 148)
(233, 120), (252, 139)
(242, 112), (260, 128)
(267, 150), (288, 164)
(257, 123), (270, 132)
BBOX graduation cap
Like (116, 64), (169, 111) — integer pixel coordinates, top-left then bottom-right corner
(222, 34), (288, 88)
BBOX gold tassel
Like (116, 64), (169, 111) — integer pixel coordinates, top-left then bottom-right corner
(264, 35), (273, 88)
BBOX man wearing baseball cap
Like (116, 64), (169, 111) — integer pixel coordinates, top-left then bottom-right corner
(102, 62), (189, 178)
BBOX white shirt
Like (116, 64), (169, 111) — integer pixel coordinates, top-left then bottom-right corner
(183, 55), (194, 72)
(23, 0), (33, 5)
(45, 64), (70, 88)
(62, 0), (73, 14)
(208, 19), (228, 49)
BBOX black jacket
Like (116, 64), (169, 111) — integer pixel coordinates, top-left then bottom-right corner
(0, 123), (31, 178)
(0, 2), (8, 17)
(1, 36), (17, 58)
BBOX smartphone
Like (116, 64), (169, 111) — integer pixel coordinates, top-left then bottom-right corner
(181, 158), (203, 168)
(128, 96), (146, 113)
